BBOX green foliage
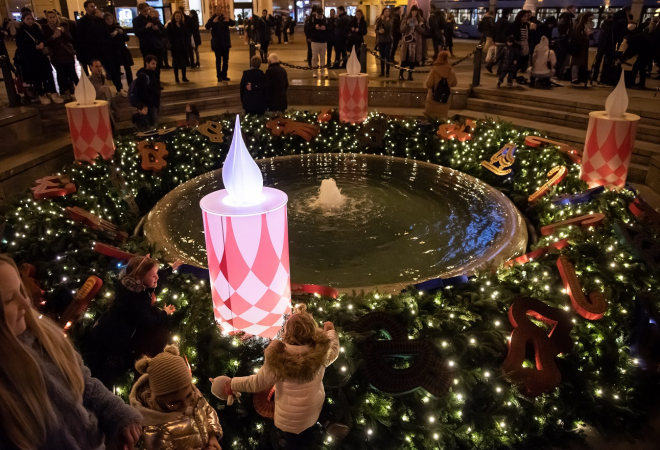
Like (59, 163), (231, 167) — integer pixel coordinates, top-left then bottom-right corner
(2, 112), (659, 449)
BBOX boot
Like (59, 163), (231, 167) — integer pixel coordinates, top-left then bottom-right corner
(408, 72), (413, 81)
(399, 70), (404, 80)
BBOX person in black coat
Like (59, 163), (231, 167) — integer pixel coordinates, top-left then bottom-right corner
(187, 10), (202, 67)
(391, 6), (402, 63)
(257, 10), (272, 62)
(76, 1), (112, 76)
(265, 54), (288, 112)
(206, 5), (236, 82)
(15, 12), (59, 105)
(612, 6), (631, 48)
(134, 56), (161, 126)
(133, 3), (163, 76)
(43, 11), (77, 101)
(240, 55), (267, 115)
(274, 13), (282, 44)
(347, 9), (368, 58)
(84, 256), (179, 389)
(326, 9), (336, 66)
(103, 13), (134, 88)
(622, 26), (653, 89)
(167, 11), (192, 83)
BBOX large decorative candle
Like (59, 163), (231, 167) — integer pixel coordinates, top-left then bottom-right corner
(200, 115), (291, 338)
(580, 73), (640, 189)
(65, 75), (115, 163)
(339, 51), (369, 124)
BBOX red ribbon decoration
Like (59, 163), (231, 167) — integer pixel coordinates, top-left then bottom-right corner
(93, 243), (137, 261)
(524, 135), (583, 164)
(503, 239), (569, 268)
(556, 256), (607, 321)
(65, 207), (129, 243)
(540, 213), (605, 236)
(291, 283), (339, 299)
(502, 297), (574, 397)
(31, 175), (77, 200)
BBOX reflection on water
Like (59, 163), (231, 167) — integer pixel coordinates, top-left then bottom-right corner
(146, 154), (523, 288)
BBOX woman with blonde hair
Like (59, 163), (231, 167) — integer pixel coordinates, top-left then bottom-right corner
(0, 254), (142, 450)
(85, 254), (180, 389)
(424, 50), (458, 118)
(212, 304), (339, 449)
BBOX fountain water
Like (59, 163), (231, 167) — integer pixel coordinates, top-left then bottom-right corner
(310, 178), (346, 209)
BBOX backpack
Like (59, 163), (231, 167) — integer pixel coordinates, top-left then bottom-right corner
(433, 77), (451, 103)
(128, 75), (148, 107)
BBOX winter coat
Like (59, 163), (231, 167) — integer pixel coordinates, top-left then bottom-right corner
(444, 18), (455, 43)
(76, 13), (110, 63)
(133, 112), (152, 132)
(392, 14), (402, 40)
(265, 62), (288, 112)
(375, 17), (393, 44)
(42, 21), (76, 64)
(347, 17), (367, 50)
(529, 36), (556, 75)
(612, 10), (629, 46)
(310, 15), (329, 43)
(495, 44), (521, 73)
(557, 11), (575, 37)
(133, 14), (163, 55)
(240, 68), (267, 115)
(570, 24), (592, 68)
(206, 15), (236, 51)
(186, 14), (202, 47)
(424, 61), (457, 118)
(88, 268), (171, 362)
(479, 14), (496, 38)
(133, 68), (162, 107)
(335, 12), (351, 41)
(231, 330), (339, 434)
(14, 23), (52, 83)
(326, 16), (336, 42)
(400, 17), (425, 63)
(508, 21), (531, 55)
(0, 330), (142, 450)
(106, 24), (134, 67)
(130, 374), (222, 450)
(256, 16), (272, 43)
(494, 17), (510, 43)
(167, 22), (192, 68)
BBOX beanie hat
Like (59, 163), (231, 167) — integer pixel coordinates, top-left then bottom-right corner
(135, 345), (192, 397)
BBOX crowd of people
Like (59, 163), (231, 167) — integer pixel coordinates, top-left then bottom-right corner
(482, 5), (660, 89)
(0, 253), (340, 449)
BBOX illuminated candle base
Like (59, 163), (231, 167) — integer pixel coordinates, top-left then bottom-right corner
(201, 187), (291, 338)
(65, 101), (115, 163)
(580, 111), (640, 189)
(339, 73), (369, 124)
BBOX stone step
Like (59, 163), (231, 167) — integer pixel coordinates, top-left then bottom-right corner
(453, 108), (652, 184)
(471, 87), (660, 128)
(466, 98), (660, 142)
(0, 107), (43, 154)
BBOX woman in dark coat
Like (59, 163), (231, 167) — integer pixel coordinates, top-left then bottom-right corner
(240, 55), (267, 115)
(444, 12), (455, 56)
(167, 11), (192, 82)
(15, 12), (59, 105)
(187, 10), (202, 67)
(104, 13), (134, 88)
(265, 55), (288, 111)
(570, 12), (593, 86)
(347, 9), (368, 57)
(85, 255), (178, 389)
(43, 11), (77, 101)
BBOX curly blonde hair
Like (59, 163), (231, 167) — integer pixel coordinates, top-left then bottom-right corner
(281, 304), (326, 346)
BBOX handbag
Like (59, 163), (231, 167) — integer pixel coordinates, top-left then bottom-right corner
(404, 34), (415, 43)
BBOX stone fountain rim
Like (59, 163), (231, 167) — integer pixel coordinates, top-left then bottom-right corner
(144, 153), (528, 294)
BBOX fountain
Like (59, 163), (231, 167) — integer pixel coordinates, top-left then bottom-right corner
(144, 153), (528, 292)
(310, 178), (346, 210)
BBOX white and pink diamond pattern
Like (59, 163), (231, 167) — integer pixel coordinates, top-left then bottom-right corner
(580, 116), (637, 189)
(66, 102), (115, 163)
(203, 205), (291, 338)
(339, 75), (368, 124)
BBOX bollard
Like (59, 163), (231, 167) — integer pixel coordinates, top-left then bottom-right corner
(0, 56), (20, 107)
(472, 45), (483, 88)
(360, 43), (367, 74)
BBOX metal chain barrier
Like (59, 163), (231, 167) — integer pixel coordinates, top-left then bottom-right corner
(367, 47), (476, 73)
(278, 55), (350, 71)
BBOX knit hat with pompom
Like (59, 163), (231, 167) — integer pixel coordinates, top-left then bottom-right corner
(135, 345), (191, 396)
